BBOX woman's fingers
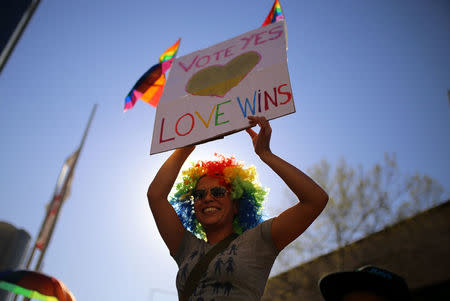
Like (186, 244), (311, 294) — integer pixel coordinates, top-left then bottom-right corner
(247, 115), (258, 127)
(246, 128), (257, 139)
(248, 115), (264, 126)
(248, 116), (271, 134)
(246, 116), (272, 156)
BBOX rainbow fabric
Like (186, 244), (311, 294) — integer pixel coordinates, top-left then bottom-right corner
(0, 282), (58, 301)
(124, 39), (180, 111)
(262, 0), (284, 27)
(0, 270), (76, 301)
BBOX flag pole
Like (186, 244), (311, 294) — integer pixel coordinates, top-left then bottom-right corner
(34, 104), (97, 271)
(25, 104), (97, 271)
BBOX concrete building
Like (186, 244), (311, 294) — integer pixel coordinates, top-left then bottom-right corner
(263, 201), (450, 300)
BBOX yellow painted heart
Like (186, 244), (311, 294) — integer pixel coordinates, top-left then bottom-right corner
(186, 51), (261, 97)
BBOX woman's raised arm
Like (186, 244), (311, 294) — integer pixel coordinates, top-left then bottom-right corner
(147, 146), (195, 255)
(246, 116), (328, 251)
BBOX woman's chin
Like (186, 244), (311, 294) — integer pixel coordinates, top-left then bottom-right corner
(198, 216), (222, 227)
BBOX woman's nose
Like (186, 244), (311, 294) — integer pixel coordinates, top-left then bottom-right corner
(203, 190), (214, 202)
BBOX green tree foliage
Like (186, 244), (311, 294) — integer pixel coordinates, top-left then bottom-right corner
(272, 153), (445, 273)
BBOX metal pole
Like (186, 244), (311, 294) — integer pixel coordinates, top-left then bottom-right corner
(0, 0), (41, 75)
(34, 104), (97, 271)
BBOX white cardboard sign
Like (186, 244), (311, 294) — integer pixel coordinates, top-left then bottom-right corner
(150, 21), (294, 154)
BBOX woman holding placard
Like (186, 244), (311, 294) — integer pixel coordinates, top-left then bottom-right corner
(147, 115), (328, 301)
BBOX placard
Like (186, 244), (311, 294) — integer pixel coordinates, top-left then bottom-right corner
(151, 21), (294, 154)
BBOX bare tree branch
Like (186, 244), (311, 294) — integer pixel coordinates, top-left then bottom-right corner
(271, 153), (446, 274)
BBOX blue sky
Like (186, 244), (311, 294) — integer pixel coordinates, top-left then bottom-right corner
(0, 0), (449, 300)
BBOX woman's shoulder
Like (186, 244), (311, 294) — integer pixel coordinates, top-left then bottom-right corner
(237, 217), (279, 257)
(241, 218), (274, 242)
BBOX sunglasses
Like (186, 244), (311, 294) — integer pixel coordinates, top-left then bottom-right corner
(192, 186), (228, 201)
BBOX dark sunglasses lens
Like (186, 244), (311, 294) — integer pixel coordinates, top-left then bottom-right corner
(192, 190), (205, 200)
(193, 187), (226, 201)
(211, 187), (227, 197)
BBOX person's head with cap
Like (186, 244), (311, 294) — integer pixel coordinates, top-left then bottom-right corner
(319, 265), (411, 301)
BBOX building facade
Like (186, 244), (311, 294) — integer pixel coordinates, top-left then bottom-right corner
(263, 201), (450, 300)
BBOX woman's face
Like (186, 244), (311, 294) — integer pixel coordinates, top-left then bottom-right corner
(193, 176), (238, 231)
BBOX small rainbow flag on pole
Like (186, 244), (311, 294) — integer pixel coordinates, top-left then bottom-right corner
(262, 0), (284, 27)
(124, 39), (180, 111)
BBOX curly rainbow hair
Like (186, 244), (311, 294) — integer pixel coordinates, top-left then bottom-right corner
(169, 154), (267, 240)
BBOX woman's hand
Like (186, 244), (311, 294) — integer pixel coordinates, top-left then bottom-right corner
(246, 116), (272, 159)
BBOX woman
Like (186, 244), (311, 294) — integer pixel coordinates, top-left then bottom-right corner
(148, 116), (328, 300)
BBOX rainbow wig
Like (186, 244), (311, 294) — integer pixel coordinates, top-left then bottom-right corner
(169, 154), (267, 240)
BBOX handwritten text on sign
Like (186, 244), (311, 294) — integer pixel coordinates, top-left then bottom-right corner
(151, 21), (294, 154)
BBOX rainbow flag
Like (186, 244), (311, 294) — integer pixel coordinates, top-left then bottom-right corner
(124, 39), (180, 111)
(262, 0), (284, 27)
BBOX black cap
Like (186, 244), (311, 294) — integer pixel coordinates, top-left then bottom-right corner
(319, 265), (411, 301)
